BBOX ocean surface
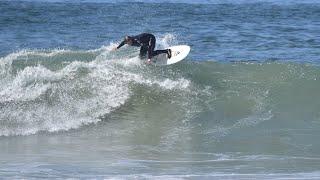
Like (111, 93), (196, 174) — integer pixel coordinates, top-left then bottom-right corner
(1, 0), (320, 179)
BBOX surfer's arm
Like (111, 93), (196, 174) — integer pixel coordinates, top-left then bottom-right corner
(147, 38), (153, 59)
(146, 43), (152, 64)
(147, 47), (152, 59)
(116, 40), (126, 49)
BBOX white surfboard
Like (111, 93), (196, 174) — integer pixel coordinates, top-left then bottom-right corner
(151, 45), (190, 65)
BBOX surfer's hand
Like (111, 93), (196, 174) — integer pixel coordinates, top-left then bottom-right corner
(112, 47), (117, 51)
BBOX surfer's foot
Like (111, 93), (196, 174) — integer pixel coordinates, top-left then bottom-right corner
(167, 49), (172, 59)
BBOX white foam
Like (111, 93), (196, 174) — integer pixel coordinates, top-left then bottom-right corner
(0, 58), (130, 136)
(1, 65), (56, 102)
(0, 51), (25, 81)
(0, 38), (193, 136)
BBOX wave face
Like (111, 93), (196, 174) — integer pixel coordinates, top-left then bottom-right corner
(1, 35), (320, 138)
(0, 35), (187, 136)
(1, 42), (320, 179)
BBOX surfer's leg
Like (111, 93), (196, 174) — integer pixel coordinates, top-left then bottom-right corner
(152, 50), (170, 56)
(152, 48), (171, 59)
(149, 36), (171, 58)
(148, 36), (156, 58)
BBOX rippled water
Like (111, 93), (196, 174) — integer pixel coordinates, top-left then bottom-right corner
(1, 0), (320, 179)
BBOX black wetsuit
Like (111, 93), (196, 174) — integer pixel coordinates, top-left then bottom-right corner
(117, 33), (168, 59)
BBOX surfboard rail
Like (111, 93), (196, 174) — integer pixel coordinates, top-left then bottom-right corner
(151, 45), (190, 65)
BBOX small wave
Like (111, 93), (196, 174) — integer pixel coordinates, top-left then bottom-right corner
(1, 37), (320, 137)
(0, 36), (192, 136)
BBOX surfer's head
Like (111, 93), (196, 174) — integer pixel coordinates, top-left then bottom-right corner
(125, 36), (133, 45)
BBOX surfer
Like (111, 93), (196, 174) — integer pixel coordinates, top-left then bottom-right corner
(113, 33), (171, 63)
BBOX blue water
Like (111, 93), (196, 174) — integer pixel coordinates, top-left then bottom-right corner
(1, 0), (320, 62)
(1, 0), (320, 179)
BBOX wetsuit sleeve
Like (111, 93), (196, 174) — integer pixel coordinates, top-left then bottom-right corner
(116, 40), (126, 49)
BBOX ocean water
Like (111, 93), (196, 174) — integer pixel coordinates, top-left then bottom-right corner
(1, 0), (320, 179)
